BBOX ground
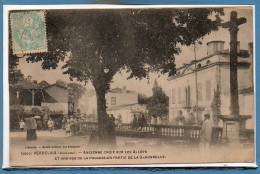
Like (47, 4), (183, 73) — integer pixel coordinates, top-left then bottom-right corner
(8, 130), (255, 167)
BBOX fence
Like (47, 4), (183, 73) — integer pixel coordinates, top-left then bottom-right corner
(79, 122), (223, 143)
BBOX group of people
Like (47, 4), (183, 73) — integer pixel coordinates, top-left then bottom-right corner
(131, 114), (147, 130)
(62, 117), (82, 136)
(19, 116), (83, 140)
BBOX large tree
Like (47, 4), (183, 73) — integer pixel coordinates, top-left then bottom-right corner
(12, 8), (224, 145)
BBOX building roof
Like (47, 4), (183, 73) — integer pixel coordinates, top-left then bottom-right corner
(175, 49), (250, 72)
(38, 80), (50, 88)
(44, 83), (68, 90)
(11, 79), (41, 90)
(44, 85), (68, 103)
(169, 49), (251, 81)
(109, 87), (136, 94)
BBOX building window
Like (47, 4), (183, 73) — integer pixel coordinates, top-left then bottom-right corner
(185, 86), (191, 107)
(206, 80), (211, 101)
(172, 88), (176, 104)
(111, 97), (116, 105)
(178, 87), (182, 104)
(198, 83), (203, 101)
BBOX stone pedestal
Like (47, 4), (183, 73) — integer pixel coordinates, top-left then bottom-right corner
(219, 115), (251, 143)
(222, 119), (240, 142)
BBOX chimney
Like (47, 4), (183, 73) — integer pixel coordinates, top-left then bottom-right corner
(207, 41), (225, 56)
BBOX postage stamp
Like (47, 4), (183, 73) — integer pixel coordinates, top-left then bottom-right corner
(10, 11), (48, 55)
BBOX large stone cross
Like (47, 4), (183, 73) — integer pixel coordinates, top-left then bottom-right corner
(219, 11), (247, 118)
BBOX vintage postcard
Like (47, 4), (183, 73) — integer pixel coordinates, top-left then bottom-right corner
(3, 5), (256, 168)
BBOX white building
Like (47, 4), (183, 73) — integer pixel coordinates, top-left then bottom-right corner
(79, 87), (146, 123)
(168, 41), (254, 129)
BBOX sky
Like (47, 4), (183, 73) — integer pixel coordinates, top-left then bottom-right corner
(17, 7), (253, 96)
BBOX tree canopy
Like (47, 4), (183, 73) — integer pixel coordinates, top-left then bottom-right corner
(9, 8), (224, 143)
(23, 8), (223, 85)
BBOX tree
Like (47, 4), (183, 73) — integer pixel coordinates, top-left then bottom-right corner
(138, 93), (149, 104)
(147, 80), (169, 118)
(12, 8), (224, 145)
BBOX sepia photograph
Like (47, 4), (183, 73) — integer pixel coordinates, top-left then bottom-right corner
(4, 5), (255, 167)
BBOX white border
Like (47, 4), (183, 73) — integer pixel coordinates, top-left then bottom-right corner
(2, 4), (257, 168)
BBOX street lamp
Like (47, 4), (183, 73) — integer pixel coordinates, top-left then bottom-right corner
(104, 68), (109, 74)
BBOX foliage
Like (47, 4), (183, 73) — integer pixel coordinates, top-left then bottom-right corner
(147, 80), (169, 118)
(138, 93), (149, 104)
(9, 8), (224, 141)
(9, 53), (24, 84)
(67, 82), (86, 104)
(24, 8), (223, 84)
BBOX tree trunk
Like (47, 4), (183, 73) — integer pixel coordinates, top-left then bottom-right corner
(96, 88), (109, 142)
(90, 82), (116, 148)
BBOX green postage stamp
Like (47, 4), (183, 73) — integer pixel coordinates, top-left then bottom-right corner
(10, 11), (48, 55)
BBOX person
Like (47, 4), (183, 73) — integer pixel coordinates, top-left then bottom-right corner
(176, 110), (185, 125)
(36, 119), (43, 130)
(62, 117), (67, 130)
(116, 114), (122, 129)
(187, 112), (196, 125)
(19, 119), (25, 131)
(110, 114), (115, 123)
(65, 118), (71, 136)
(31, 117), (37, 140)
(47, 119), (54, 132)
(70, 118), (76, 136)
(200, 114), (212, 153)
(43, 112), (49, 130)
(75, 118), (81, 135)
(132, 114), (138, 130)
(139, 114), (147, 131)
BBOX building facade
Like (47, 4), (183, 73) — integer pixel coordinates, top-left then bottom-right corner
(80, 87), (146, 123)
(168, 41), (254, 129)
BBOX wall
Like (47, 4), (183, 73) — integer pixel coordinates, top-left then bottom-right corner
(78, 90), (138, 117)
(106, 92), (138, 107)
(169, 63), (218, 123)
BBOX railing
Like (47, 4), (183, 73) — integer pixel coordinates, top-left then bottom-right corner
(79, 122), (223, 143)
